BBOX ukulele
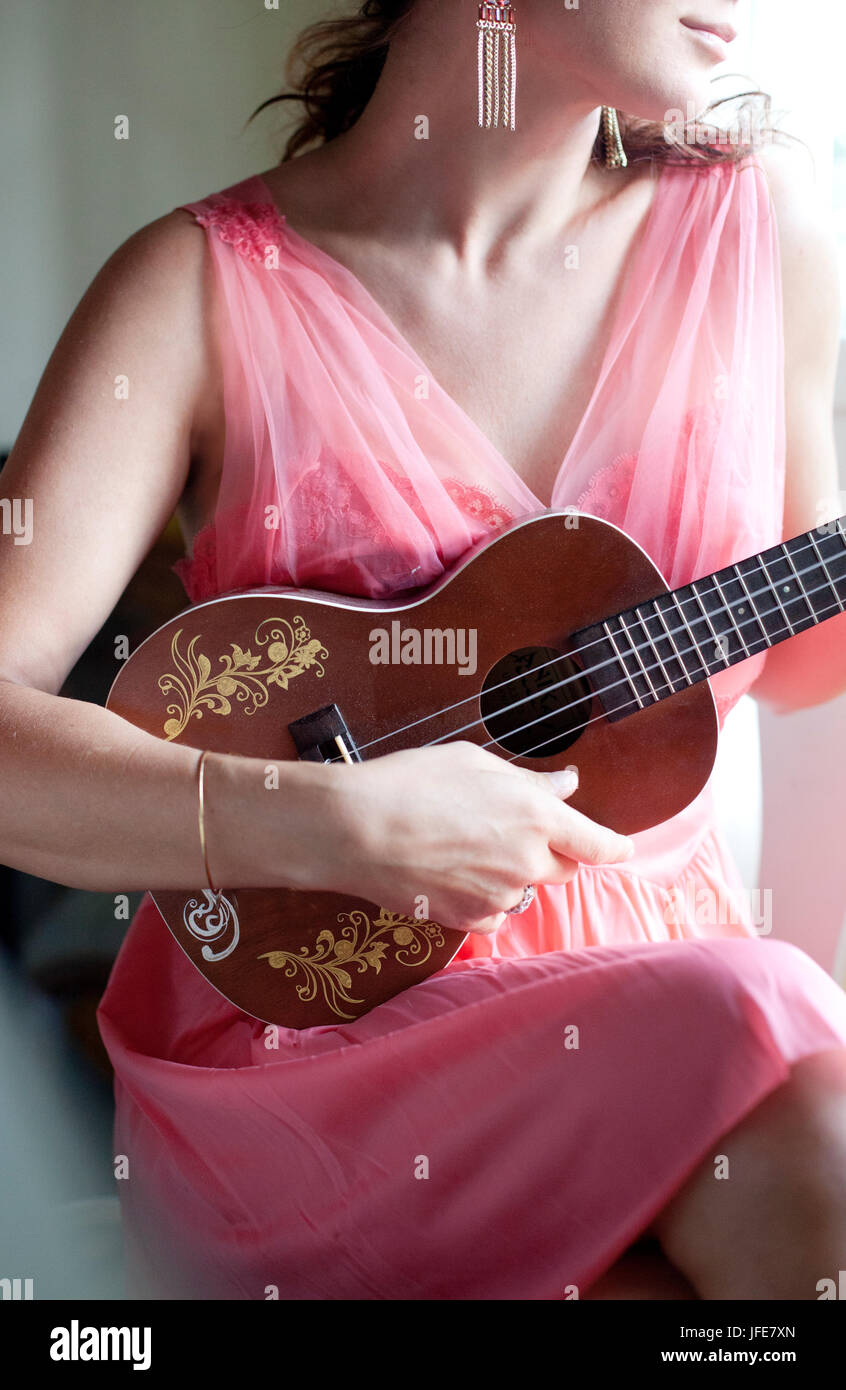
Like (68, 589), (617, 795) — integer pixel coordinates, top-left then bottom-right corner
(106, 509), (846, 1028)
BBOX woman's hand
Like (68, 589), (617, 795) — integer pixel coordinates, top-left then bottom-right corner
(314, 740), (635, 935)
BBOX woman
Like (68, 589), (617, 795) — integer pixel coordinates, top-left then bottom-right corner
(3, 0), (846, 1300)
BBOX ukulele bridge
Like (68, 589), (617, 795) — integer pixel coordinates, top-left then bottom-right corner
(288, 703), (362, 764)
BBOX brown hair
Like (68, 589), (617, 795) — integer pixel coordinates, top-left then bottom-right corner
(249, 0), (785, 166)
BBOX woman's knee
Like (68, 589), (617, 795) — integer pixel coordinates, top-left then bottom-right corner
(755, 1049), (846, 1213)
(648, 1046), (846, 1286)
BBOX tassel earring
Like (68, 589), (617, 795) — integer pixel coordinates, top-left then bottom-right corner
(477, 4), (517, 130)
(601, 105), (628, 168)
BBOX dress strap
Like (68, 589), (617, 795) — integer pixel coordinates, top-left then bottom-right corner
(174, 177), (285, 265)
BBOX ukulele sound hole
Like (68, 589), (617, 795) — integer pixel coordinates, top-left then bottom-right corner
(480, 646), (594, 759)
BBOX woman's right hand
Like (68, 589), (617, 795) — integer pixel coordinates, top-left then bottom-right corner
(312, 740), (635, 935)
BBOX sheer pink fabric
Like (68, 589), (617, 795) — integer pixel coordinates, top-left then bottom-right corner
(97, 157), (846, 1299)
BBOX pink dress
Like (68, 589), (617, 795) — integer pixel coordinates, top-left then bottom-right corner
(97, 158), (846, 1299)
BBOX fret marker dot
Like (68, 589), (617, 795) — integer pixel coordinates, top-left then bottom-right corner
(738, 606), (746, 615)
(783, 585), (791, 593)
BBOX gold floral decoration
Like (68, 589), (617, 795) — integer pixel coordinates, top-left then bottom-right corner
(159, 615), (328, 740)
(258, 909), (447, 1020)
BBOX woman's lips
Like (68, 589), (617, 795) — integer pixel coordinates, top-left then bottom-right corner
(680, 17), (737, 61)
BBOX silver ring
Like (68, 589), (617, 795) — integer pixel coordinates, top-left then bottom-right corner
(506, 884), (536, 915)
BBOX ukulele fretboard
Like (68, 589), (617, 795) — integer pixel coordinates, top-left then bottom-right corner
(571, 519), (846, 721)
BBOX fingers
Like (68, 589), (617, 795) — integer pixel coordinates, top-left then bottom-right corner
(548, 800), (635, 866)
(544, 765), (581, 798)
(534, 848), (581, 885)
(518, 763), (580, 800)
(517, 760), (635, 866)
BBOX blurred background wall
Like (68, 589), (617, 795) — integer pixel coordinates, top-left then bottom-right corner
(1, 0), (845, 1298)
(1, 0), (319, 442)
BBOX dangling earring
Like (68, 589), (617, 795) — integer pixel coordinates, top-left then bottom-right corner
(601, 105), (628, 168)
(477, 4), (517, 130)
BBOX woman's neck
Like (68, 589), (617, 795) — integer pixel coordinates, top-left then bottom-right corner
(285, 13), (618, 271)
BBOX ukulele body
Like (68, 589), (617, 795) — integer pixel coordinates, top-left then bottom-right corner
(106, 511), (718, 1027)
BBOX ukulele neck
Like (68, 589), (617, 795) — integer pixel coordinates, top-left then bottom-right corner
(572, 517), (846, 721)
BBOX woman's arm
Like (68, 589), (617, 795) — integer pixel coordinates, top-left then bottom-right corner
(0, 208), (632, 927)
(750, 138), (846, 713)
(0, 210), (344, 893)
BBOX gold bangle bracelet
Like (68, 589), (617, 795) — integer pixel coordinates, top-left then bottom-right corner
(196, 748), (220, 895)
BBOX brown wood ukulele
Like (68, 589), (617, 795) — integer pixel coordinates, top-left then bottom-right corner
(105, 509), (846, 1029)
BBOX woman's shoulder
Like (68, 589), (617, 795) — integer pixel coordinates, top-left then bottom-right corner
(671, 140), (837, 292)
(167, 173), (290, 265)
(753, 135), (817, 196)
(752, 139), (839, 363)
(752, 137), (835, 251)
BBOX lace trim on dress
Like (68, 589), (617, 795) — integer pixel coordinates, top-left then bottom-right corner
(574, 398), (746, 522)
(442, 477), (515, 531)
(173, 467), (517, 605)
(171, 524), (217, 604)
(576, 451), (640, 520)
(191, 197), (287, 264)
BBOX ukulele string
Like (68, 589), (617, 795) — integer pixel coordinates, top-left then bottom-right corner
(333, 563), (844, 760)
(480, 582), (846, 762)
(331, 536), (845, 760)
(346, 533), (844, 754)
(445, 538), (846, 746)
(383, 582), (846, 765)
(460, 577), (846, 757)
(497, 589), (846, 762)
(376, 583), (846, 770)
(323, 558), (845, 765)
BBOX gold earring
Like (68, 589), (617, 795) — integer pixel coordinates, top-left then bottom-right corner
(602, 105), (627, 168)
(477, 4), (517, 130)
